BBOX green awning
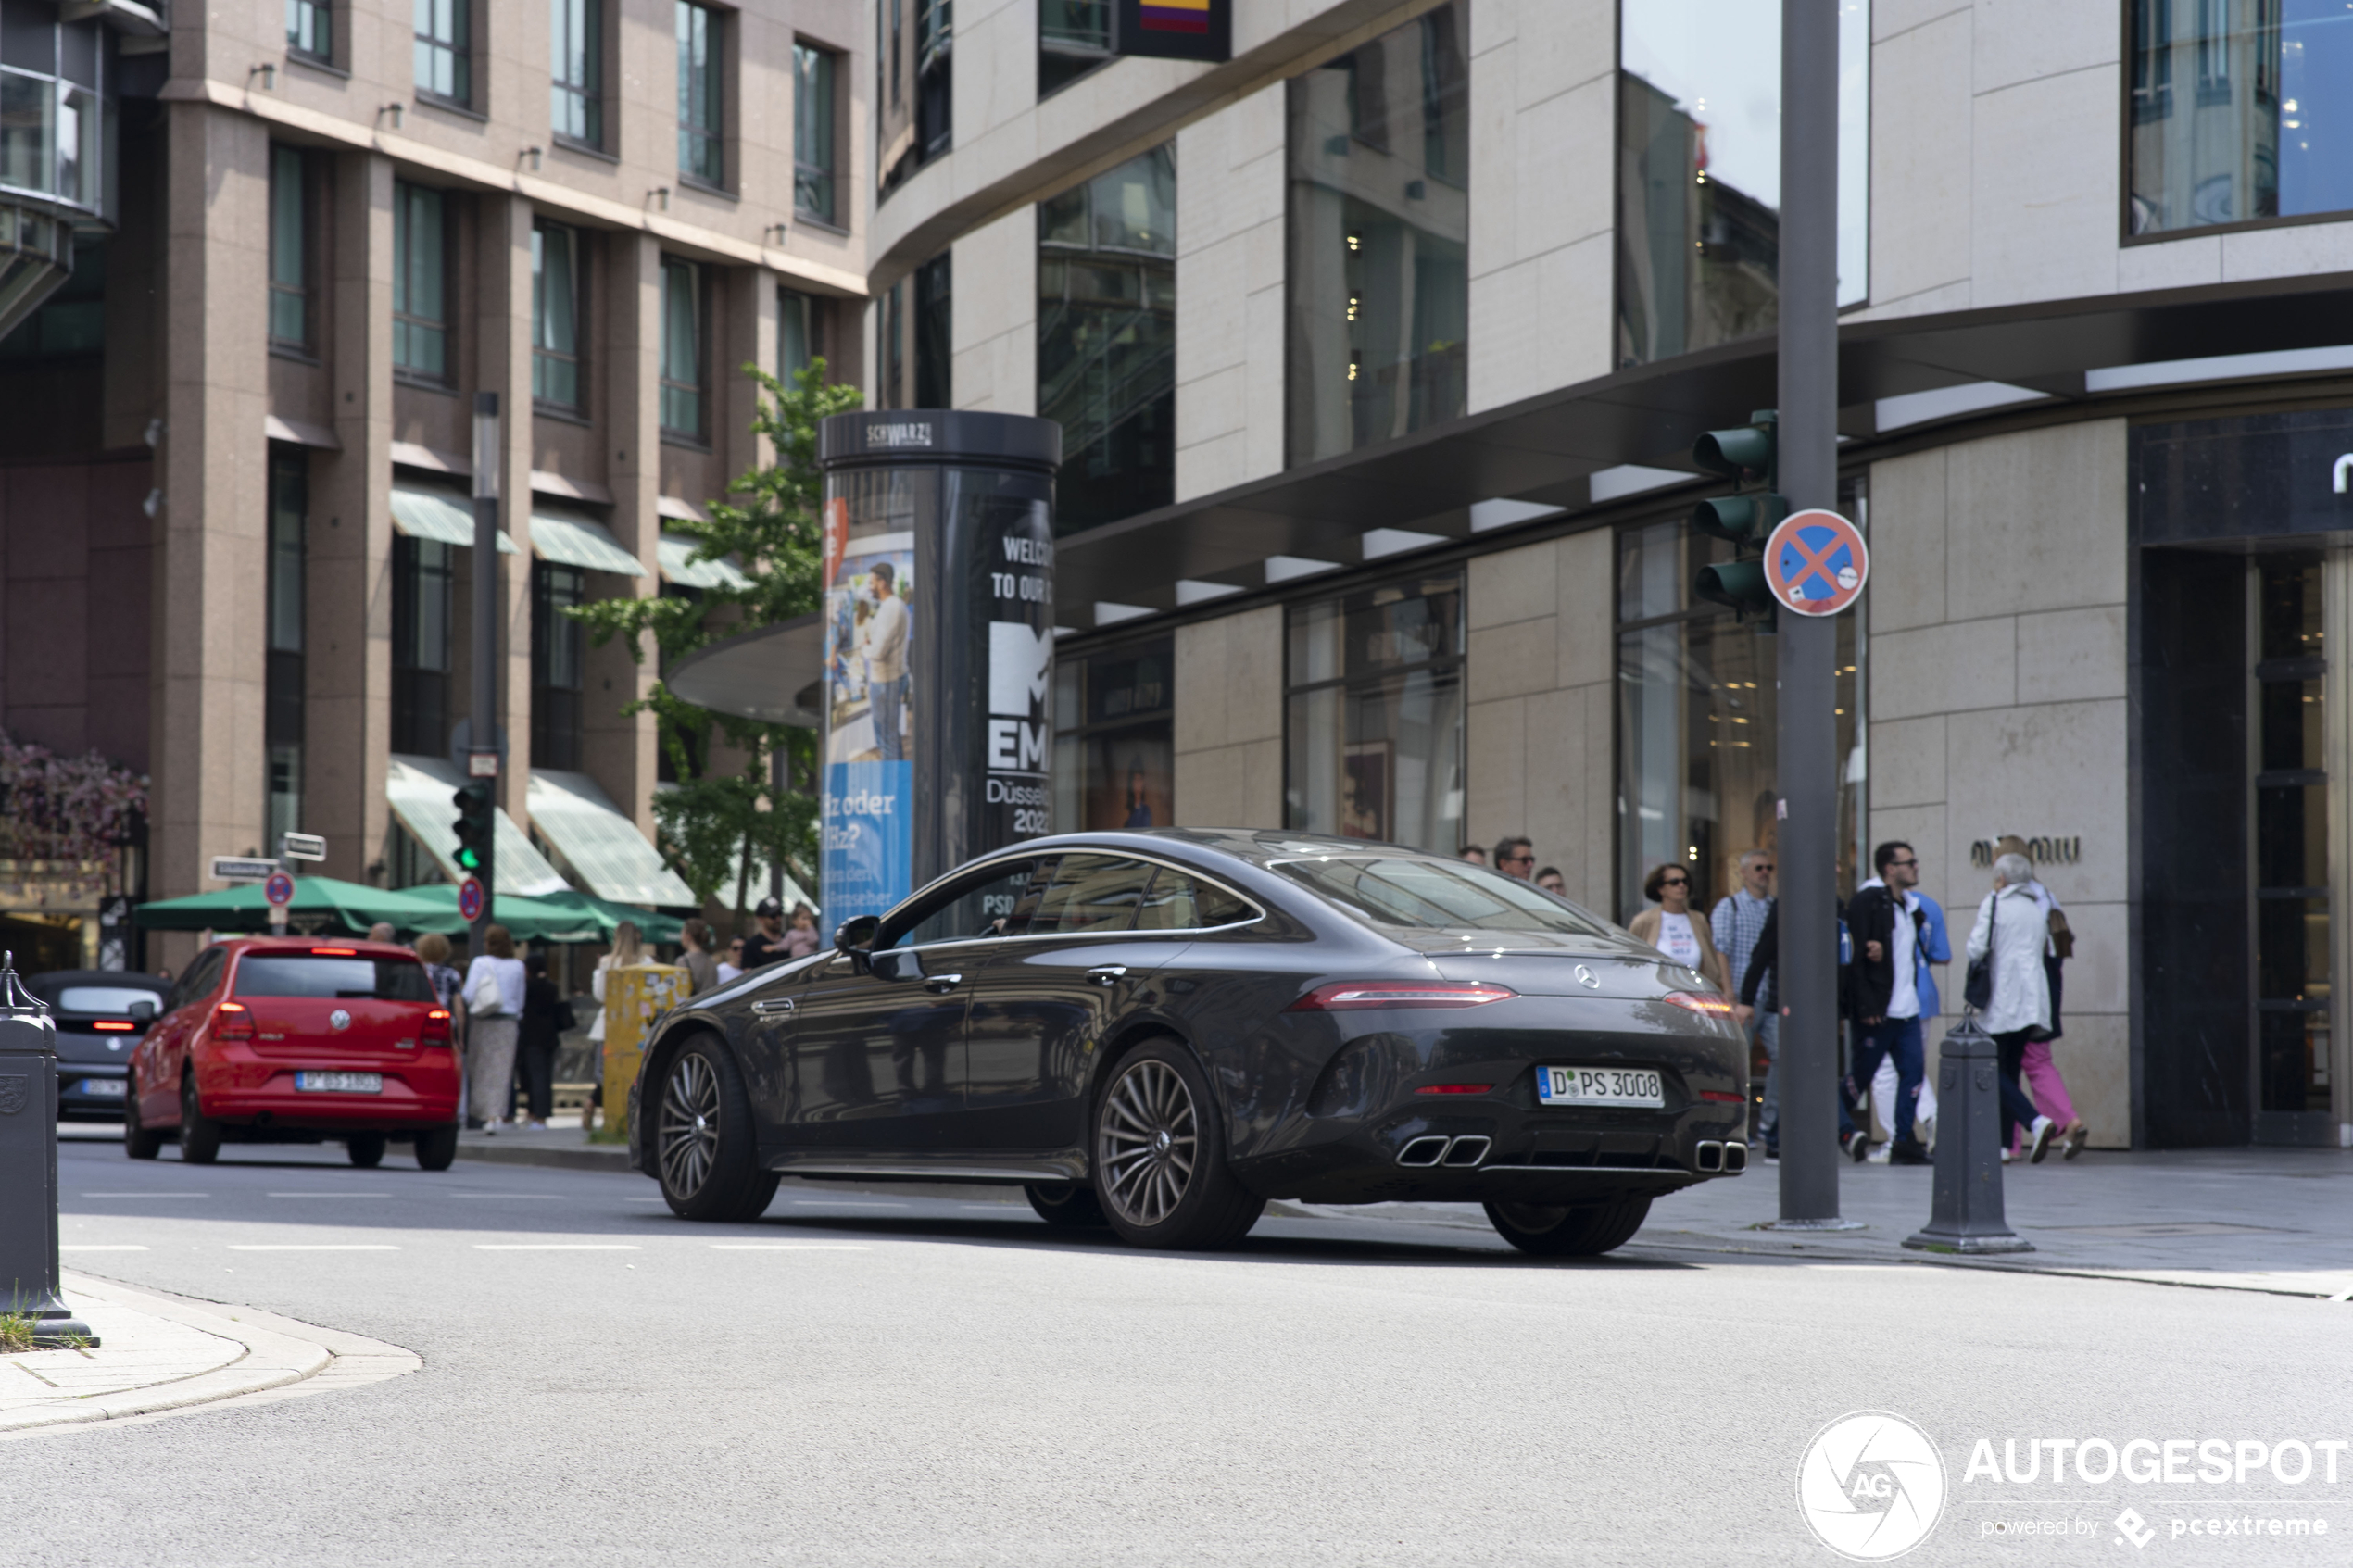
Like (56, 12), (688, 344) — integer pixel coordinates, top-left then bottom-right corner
(526, 770), (698, 908)
(532, 511), (648, 576)
(385, 756), (571, 896)
(657, 533), (753, 591)
(392, 884), (650, 944)
(390, 486), (520, 553)
(133, 877), (459, 935)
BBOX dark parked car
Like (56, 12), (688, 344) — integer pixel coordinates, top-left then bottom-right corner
(30, 970), (171, 1121)
(628, 831), (1750, 1254)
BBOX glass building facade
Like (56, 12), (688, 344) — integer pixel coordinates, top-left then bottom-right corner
(1285, 572), (1466, 854)
(1053, 636), (1175, 834)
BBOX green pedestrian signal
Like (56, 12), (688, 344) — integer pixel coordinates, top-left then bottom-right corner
(451, 783), (494, 877)
(1690, 409), (1784, 625)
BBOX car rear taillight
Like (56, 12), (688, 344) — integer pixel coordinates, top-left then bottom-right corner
(1698, 1089), (1746, 1104)
(1287, 982), (1516, 1011)
(211, 1001), (255, 1041)
(310, 947), (358, 956)
(1662, 992), (1736, 1018)
(93, 1021), (133, 1032)
(422, 1008), (452, 1047)
(1414, 1083), (1495, 1096)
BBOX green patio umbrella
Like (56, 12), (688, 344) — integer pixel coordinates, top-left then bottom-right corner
(394, 885), (618, 944)
(132, 877), (457, 935)
(525, 888), (686, 945)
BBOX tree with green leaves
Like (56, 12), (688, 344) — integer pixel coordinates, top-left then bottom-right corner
(569, 360), (862, 929)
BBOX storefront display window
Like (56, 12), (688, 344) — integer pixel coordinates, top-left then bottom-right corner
(1052, 636), (1174, 833)
(1285, 573), (1465, 853)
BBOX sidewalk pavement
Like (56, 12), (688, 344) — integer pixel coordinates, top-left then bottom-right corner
(1, 1274), (420, 1438)
(1280, 1147), (2353, 1298)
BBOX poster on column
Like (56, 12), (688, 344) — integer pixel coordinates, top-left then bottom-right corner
(821, 508), (917, 931)
(980, 495), (1055, 849)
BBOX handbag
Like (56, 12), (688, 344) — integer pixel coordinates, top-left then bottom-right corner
(1963, 892), (1996, 1012)
(465, 963), (510, 1019)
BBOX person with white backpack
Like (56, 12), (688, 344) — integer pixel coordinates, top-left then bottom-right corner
(463, 923), (527, 1135)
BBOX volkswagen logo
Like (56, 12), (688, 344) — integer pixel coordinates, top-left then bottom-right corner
(1574, 965), (1602, 990)
(329, 1009), (351, 1032)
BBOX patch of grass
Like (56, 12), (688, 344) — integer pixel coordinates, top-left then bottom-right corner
(0, 1310), (38, 1353)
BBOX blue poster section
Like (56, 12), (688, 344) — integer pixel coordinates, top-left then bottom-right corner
(821, 759), (912, 929)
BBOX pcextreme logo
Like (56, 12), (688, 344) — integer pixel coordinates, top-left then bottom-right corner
(1797, 1411), (1949, 1561)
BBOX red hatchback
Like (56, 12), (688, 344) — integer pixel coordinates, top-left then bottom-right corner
(126, 937), (461, 1170)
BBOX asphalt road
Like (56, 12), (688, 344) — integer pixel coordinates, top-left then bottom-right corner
(15, 1134), (2353, 1566)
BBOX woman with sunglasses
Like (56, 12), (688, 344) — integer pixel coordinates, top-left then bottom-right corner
(1628, 863), (1728, 995)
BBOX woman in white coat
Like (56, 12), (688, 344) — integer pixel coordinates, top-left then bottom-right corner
(1966, 853), (2059, 1162)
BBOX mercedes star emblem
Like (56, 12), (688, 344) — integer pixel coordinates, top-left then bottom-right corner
(1574, 965), (1601, 990)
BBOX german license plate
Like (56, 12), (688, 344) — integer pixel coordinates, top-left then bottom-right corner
(77, 1078), (127, 1097)
(296, 1072), (382, 1094)
(1535, 1066), (1664, 1108)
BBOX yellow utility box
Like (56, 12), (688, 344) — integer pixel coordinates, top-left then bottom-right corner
(600, 962), (687, 1143)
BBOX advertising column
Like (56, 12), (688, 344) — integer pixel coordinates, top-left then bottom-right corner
(816, 412), (1062, 929)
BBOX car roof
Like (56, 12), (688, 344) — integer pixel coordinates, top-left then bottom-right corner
(991, 828), (1450, 871)
(216, 937), (425, 960)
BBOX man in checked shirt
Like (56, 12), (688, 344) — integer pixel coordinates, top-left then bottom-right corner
(1711, 848), (1778, 1157)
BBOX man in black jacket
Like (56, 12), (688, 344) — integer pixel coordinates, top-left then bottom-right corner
(1739, 895), (1866, 1160)
(1843, 842), (1931, 1164)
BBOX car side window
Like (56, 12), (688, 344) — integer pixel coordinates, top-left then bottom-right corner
(890, 858), (1051, 948)
(1029, 854), (1156, 935)
(174, 950), (223, 1011)
(1134, 866), (1257, 931)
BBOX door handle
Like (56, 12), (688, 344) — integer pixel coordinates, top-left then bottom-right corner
(751, 997), (796, 1016)
(924, 973), (964, 994)
(1086, 965), (1128, 986)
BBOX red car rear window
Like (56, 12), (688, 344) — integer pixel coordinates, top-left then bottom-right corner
(233, 956), (434, 1002)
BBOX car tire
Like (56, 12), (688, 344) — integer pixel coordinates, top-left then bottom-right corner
(1482, 1196), (1653, 1258)
(124, 1091), (163, 1160)
(179, 1073), (221, 1165)
(1025, 1181), (1109, 1228)
(654, 1035), (779, 1223)
(1091, 1037), (1264, 1251)
(346, 1133), (387, 1169)
(414, 1124), (459, 1172)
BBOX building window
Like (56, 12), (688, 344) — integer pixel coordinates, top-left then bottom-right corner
(677, 2), (723, 185)
(270, 146), (308, 349)
(0, 15), (105, 217)
(793, 42), (837, 223)
(1285, 572), (1465, 854)
(414, 0), (471, 107)
(660, 257), (705, 439)
(1052, 637), (1174, 833)
(2250, 555), (2332, 1128)
(877, 0), (951, 198)
(532, 562), (587, 770)
(1614, 491), (1864, 922)
(533, 221), (584, 409)
(267, 450), (308, 854)
(393, 182), (448, 382)
(1039, 1), (1113, 97)
(1616, 0), (1869, 366)
(780, 285), (828, 382)
(2129, 0), (2353, 233)
(1038, 144), (1176, 534)
(392, 534), (453, 756)
(1285, 4), (1468, 465)
(878, 251), (950, 409)
(0, 236), (103, 360)
(552, 0), (603, 146)
(287, 0), (333, 61)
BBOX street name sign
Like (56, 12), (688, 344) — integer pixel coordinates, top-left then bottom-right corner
(208, 856), (279, 883)
(281, 832), (327, 862)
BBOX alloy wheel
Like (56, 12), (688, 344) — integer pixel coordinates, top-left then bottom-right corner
(659, 1051), (722, 1198)
(1098, 1058), (1198, 1228)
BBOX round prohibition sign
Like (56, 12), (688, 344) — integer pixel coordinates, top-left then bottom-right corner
(1765, 508), (1869, 618)
(457, 877), (486, 923)
(263, 872), (296, 908)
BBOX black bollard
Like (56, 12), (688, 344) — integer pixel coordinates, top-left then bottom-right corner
(0, 951), (99, 1345)
(1902, 1013), (2033, 1255)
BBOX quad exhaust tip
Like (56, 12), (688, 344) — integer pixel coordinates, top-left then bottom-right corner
(1397, 1135), (1489, 1168)
(1695, 1140), (1724, 1173)
(1724, 1141), (1748, 1173)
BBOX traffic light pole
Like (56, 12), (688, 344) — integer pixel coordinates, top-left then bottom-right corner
(470, 392), (500, 956)
(1774, 0), (1851, 1227)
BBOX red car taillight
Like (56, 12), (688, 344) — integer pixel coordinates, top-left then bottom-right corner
(422, 1008), (452, 1047)
(211, 1001), (255, 1041)
(1286, 981), (1516, 1011)
(1662, 992), (1736, 1018)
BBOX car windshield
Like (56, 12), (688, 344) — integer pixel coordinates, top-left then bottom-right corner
(55, 985), (164, 1014)
(1273, 856), (1616, 936)
(233, 956), (434, 1002)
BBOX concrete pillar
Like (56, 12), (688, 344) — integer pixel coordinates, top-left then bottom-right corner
(586, 230), (663, 839)
(727, 264), (777, 477)
(151, 101), (271, 966)
(306, 150), (396, 885)
(479, 192), (536, 824)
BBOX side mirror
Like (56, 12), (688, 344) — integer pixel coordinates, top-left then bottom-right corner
(129, 999), (157, 1023)
(833, 916), (879, 954)
(867, 947), (925, 984)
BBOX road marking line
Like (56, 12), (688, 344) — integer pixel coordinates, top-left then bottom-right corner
(80, 1192), (207, 1198)
(958, 1203), (1023, 1211)
(227, 1245), (401, 1252)
(444, 1193), (568, 1199)
(267, 1192), (393, 1198)
(60, 1245), (150, 1252)
(472, 1244), (640, 1251)
(708, 1244), (872, 1251)
(786, 1200), (908, 1209)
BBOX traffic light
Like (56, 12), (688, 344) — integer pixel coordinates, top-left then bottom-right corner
(451, 782), (494, 877)
(1691, 409), (1785, 625)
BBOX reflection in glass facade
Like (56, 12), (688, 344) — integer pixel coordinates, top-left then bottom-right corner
(877, 0), (952, 198)
(1038, 145), (1175, 533)
(1285, 3), (1467, 464)
(1615, 498), (1863, 922)
(1039, 0), (1113, 96)
(1053, 636), (1174, 833)
(2252, 556), (2330, 1117)
(2131, 0), (2353, 233)
(1616, 0), (1869, 367)
(1286, 573), (1465, 854)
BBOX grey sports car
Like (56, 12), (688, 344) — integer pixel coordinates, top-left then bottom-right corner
(629, 830), (1750, 1254)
